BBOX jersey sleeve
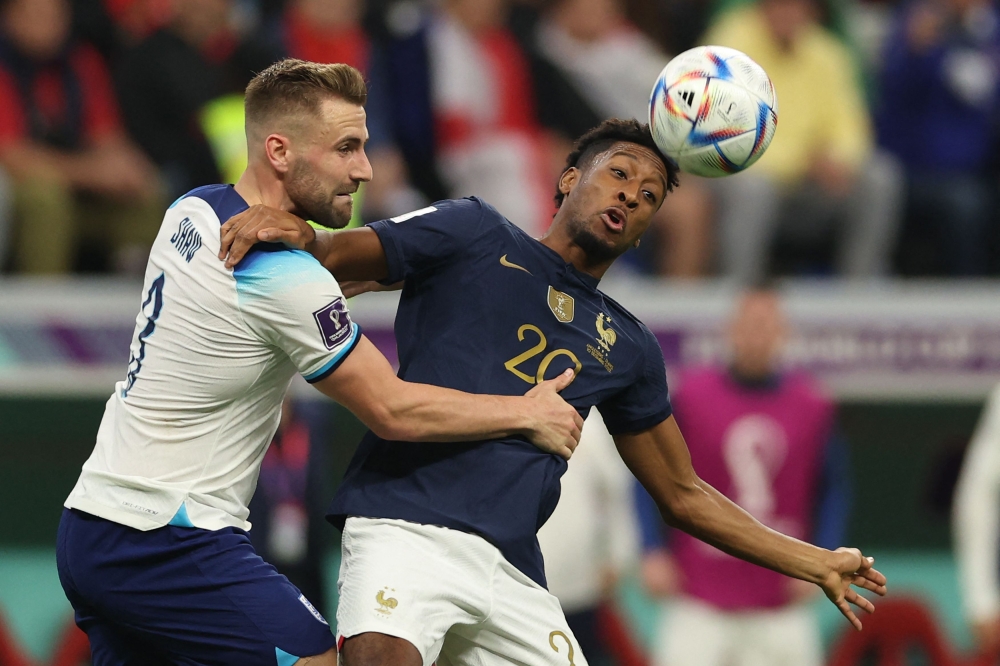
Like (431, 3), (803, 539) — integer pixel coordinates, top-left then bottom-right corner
(235, 246), (361, 383)
(366, 197), (498, 283)
(597, 327), (672, 435)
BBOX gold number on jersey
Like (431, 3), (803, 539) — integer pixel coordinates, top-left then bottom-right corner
(504, 324), (582, 385)
(549, 631), (576, 665)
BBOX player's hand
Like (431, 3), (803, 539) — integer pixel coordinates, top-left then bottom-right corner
(219, 205), (316, 269)
(819, 548), (888, 631)
(522, 369), (584, 460)
(340, 280), (404, 299)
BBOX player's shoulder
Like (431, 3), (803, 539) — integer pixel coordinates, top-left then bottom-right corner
(597, 291), (655, 341)
(424, 196), (512, 229)
(169, 184), (248, 226)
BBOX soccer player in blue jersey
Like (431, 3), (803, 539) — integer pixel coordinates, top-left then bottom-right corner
(56, 60), (585, 666)
(221, 119), (888, 666)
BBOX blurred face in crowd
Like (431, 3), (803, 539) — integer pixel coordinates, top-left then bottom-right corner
(277, 97), (373, 229)
(761, 0), (816, 49)
(550, 0), (625, 42)
(294, 0), (361, 28)
(444, 0), (508, 31)
(555, 141), (668, 264)
(729, 290), (788, 379)
(1, 0), (71, 60)
(170, 0), (231, 47)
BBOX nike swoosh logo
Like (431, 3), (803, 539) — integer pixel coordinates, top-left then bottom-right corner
(500, 254), (531, 274)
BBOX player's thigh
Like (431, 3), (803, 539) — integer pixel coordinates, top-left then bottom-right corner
(654, 598), (731, 666)
(441, 558), (589, 666)
(337, 518), (491, 666)
(58, 509), (335, 665)
(339, 632), (422, 666)
(735, 606), (823, 666)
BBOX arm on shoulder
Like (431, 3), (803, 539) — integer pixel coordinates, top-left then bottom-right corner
(614, 415), (887, 630)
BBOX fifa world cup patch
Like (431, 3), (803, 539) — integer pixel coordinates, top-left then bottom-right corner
(298, 593), (329, 625)
(313, 297), (353, 350)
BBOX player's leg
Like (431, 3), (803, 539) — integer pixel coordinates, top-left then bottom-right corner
(335, 517), (493, 666)
(57, 508), (336, 665)
(652, 597), (730, 666)
(438, 554), (589, 666)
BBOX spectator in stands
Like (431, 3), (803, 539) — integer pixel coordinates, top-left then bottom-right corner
(115, 0), (277, 199)
(0, 0), (162, 275)
(538, 411), (640, 666)
(954, 383), (1000, 660)
(530, 0), (714, 276)
(277, 0), (426, 221)
(876, 0), (1000, 276)
(425, 0), (552, 235)
(703, 0), (903, 282)
(638, 286), (851, 666)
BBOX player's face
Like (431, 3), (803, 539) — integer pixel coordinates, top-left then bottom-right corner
(285, 97), (372, 229)
(559, 142), (668, 263)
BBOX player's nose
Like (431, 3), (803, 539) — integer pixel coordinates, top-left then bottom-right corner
(617, 189), (639, 210)
(354, 150), (374, 183)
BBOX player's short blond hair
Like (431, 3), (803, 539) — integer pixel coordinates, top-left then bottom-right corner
(244, 59), (367, 136)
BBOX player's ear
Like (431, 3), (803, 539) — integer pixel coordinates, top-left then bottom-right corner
(264, 134), (292, 174)
(558, 167), (579, 197)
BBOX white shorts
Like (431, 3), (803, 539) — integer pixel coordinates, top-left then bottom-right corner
(336, 517), (588, 666)
(653, 596), (822, 666)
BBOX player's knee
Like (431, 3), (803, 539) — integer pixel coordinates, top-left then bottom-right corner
(339, 632), (422, 666)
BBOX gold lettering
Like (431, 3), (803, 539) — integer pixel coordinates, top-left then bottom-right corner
(536, 349), (582, 383)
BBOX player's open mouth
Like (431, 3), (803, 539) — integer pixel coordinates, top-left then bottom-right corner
(601, 207), (626, 233)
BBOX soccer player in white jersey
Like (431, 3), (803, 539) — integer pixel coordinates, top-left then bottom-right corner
(56, 59), (584, 666)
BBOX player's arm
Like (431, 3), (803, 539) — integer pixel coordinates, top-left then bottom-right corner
(220, 206), (388, 281)
(614, 416), (887, 630)
(312, 335), (583, 458)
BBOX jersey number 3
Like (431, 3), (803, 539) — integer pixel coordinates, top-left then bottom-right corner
(504, 324), (582, 385)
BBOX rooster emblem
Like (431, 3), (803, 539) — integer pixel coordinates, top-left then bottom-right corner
(596, 313), (617, 351)
(375, 588), (398, 615)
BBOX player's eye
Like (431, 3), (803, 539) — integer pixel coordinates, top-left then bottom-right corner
(612, 168), (626, 178)
(644, 190), (656, 202)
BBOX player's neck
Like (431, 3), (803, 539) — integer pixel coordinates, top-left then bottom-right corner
(538, 227), (612, 281)
(234, 165), (295, 212)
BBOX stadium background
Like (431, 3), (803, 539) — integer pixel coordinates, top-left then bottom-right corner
(2, 0), (1000, 664)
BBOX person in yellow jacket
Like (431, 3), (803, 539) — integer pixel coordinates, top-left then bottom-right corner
(703, 0), (902, 282)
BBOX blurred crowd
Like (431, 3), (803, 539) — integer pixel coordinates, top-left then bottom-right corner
(2, 0), (1000, 278)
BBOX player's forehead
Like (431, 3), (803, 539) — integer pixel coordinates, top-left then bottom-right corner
(594, 142), (668, 187)
(313, 97), (369, 143)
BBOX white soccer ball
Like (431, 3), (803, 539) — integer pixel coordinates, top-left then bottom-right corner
(649, 45), (778, 178)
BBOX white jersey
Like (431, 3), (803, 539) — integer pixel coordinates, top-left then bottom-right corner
(65, 185), (359, 533)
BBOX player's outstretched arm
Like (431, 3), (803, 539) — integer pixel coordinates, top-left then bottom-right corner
(219, 205), (388, 281)
(314, 335), (584, 458)
(615, 416), (887, 630)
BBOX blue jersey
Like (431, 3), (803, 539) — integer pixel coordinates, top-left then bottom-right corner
(327, 198), (671, 587)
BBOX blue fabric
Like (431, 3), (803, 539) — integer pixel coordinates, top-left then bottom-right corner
(57, 509), (335, 665)
(811, 427), (852, 550)
(876, 2), (1000, 171)
(327, 197), (672, 588)
(303, 324), (361, 383)
(275, 647), (301, 666)
(635, 482), (667, 552)
(167, 504), (194, 528)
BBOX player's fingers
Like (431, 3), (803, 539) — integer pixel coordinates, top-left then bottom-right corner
(226, 220), (269, 269)
(860, 566), (887, 588)
(852, 574), (887, 596)
(836, 598), (863, 631)
(549, 368), (577, 393)
(845, 588), (875, 614)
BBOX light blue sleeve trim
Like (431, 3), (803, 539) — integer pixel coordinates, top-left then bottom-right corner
(303, 323), (360, 382)
(275, 647), (301, 666)
(168, 503), (195, 528)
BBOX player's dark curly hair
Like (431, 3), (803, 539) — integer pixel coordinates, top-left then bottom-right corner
(554, 118), (680, 208)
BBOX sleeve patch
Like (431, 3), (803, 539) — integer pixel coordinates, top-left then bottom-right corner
(313, 297), (353, 350)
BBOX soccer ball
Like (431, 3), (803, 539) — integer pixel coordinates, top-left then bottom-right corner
(649, 45), (778, 178)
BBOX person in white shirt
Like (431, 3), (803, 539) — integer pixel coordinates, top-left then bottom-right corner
(955, 382), (1000, 659)
(56, 58), (583, 666)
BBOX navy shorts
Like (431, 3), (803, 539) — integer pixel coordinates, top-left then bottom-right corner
(56, 508), (336, 666)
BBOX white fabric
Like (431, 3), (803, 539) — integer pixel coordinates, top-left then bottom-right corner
(536, 20), (669, 121)
(537, 411), (639, 612)
(337, 517), (588, 666)
(954, 382), (1000, 622)
(65, 193), (354, 532)
(654, 596), (822, 666)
